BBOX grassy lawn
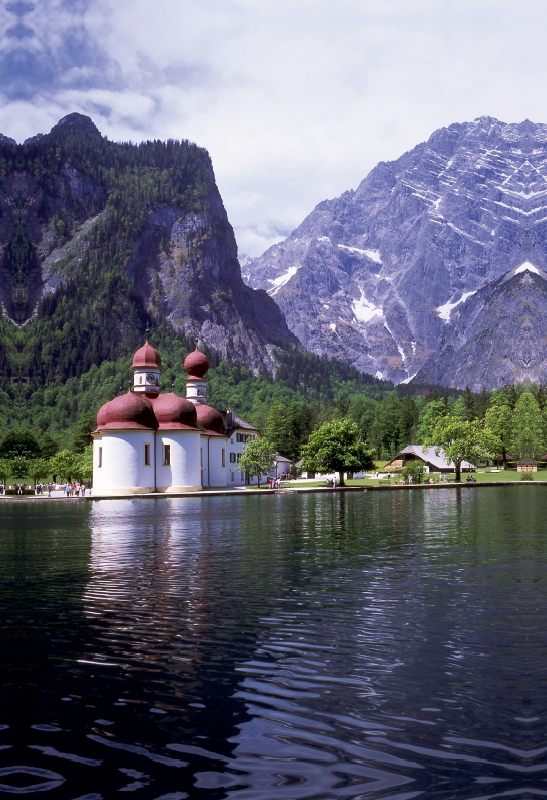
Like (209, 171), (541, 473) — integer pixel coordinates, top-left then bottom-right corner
(248, 469), (547, 489)
(472, 469), (547, 482)
(245, 468), (547, 490)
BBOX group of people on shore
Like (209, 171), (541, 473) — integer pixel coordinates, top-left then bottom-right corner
(0, 483), (39, 495)
(63, 483), (87, 496)
(268, 477), (282, 489)
(397, 473), (453, 485)
(0, 482), (88, 497)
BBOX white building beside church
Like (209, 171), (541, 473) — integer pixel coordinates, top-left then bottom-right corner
(92, 342), (261, 495)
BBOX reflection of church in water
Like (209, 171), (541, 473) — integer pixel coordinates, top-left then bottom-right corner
(92, 342), (260, 495)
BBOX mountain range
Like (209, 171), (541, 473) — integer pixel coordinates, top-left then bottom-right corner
(243, 117), (547, 390)
(3, 111), (547, 415)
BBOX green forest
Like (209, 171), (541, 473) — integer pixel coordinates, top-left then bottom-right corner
(0, 115), (216, 388)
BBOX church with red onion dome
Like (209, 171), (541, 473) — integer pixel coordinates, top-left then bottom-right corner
(92, 342), (261, 495)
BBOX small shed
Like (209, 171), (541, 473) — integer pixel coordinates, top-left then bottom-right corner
(385, 445), (475, 473)
(269, 455), (292, 479)
(517, 459), (537, 472)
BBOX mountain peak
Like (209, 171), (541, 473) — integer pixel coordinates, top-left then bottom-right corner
(243, 117), (547, 388)
(50, 113), (101, 137)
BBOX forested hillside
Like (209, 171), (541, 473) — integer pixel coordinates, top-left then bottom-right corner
(0, 112), (295, 399)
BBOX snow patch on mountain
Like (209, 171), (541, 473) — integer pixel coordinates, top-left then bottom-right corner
(352, 292), (384, 322)
(514, 261), (540, 274)
(338, 244), (382, 263)
(437, 291), (477, 322)
(243, 117), (547, 386)
(267, 265), (299, 295)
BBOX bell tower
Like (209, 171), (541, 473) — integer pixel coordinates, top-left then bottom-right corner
(132, 341), (162, 397)
(183, 347), (210, 405)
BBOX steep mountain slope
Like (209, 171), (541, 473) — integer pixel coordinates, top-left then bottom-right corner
(413, 263), (547, 388)
(0, 113), (296, 390)
(243, 117), (547, 387)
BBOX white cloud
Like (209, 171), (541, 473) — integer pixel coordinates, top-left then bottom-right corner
(1, 0), (547, 253)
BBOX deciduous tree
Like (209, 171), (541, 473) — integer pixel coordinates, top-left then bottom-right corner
(300, 419), (375, 486)
(0, 428), (41, 459)
(425, 416), (500, 482)
(510, 391), (546, 461)
(49, 450), (79, 483)
(238, 438), (277, 488)
(416, 398), (447, 443)
(484, 404), (513, 468)
(27, 458), (51, 483)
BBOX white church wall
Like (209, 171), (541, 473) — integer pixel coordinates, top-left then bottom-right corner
(200, 435), (209, 487)
(208, 437), (228, 487)
(93, 431), (155, 496)
(156, 431), (202, 492)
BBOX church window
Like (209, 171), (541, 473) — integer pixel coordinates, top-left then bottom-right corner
(221, 448), (226, 467)
(163, 444), (171, 466)
(144, 443), (151, 466)
(236, 453), (242, 462)
(230, 452), (236, 463)
(98, 447), (102, 468)
(231, 472), (234, 482)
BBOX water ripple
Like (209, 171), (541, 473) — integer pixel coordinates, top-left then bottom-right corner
(1, 490), (547, 797)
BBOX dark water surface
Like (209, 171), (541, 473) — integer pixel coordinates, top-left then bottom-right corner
(0, 488), (544, 799)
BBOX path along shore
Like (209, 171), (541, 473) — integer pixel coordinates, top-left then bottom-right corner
(0, 481), (545, 501)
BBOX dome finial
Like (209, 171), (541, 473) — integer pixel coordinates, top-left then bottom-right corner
(184, 346), (209, 379)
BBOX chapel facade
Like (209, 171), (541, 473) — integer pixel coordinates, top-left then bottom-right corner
(92, 342), (260, 495)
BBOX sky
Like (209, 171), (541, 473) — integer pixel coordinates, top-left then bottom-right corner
(1, 0), (547, 255)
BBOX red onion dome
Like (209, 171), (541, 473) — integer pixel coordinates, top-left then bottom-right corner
(184, 348), (209, 378)
(132, 341), (162, 369)
(151, 393), (198, 429)
(96, 392), (157, 430)
(96, 403), (108, 429)
(196, 403), (225, 435)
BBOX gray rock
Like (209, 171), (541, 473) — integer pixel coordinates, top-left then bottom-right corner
(0, 115), (297, 374)
(414, 264), (547, 390)
(244, 117), (547, 386)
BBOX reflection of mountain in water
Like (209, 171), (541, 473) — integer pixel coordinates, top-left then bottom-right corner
(2, 491), (547, 798)
(0, 502), (92, 700)
(0, 503), (95, 791)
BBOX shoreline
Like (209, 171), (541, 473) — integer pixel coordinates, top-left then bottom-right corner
(0, 480), (545, 501)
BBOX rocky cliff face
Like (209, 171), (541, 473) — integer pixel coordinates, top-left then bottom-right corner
(125, 196), (295, 370)
(413, 263), (547, 388)
(0, 113), (296, 380)
(243, 117), (547, 388)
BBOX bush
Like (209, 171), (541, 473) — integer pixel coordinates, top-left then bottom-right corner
(401, 461), (425, 484)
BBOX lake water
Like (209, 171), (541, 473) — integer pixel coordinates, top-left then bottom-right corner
(0, 487), (544, 799)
